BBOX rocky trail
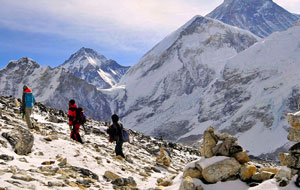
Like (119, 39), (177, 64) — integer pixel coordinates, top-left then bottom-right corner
(0, 94), (199, 190)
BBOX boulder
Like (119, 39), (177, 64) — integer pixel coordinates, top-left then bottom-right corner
(259, 167), (278, 175)
(279, 153), (296, 167)
(276, 167), (292, 182)
(233, 150), (250, 164)
(183, 168), (202, 179)
(251, 173), (263, 182)
(15, 127), (34, 155)
(286, 113), (300, 129)
(202, 157), (241, 183)
(212, 138), (236, 156)
(289, 142), (300, 154)
(239, 164), (256, 181)
(288, 128), (300, 142)
(202, 127), (218, 158)
(179, 176), (195, 190)
(260, 171), (275, 180)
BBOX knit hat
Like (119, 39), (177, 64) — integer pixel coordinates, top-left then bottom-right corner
(23, 85), (28, 90)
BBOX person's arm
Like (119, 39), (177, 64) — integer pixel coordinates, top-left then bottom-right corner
(33, 94), (36, 105)
(20, 93), (25, 113)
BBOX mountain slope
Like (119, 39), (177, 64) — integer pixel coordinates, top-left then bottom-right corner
(207, 0), (299, 38)
(0, 94), (199, 190)
(60, 47), (130, 89)
(180, 23), (300, 159)
(109, 16), (259, 141)
(0, 58), (112, 120)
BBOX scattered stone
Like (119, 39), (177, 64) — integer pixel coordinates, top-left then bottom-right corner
(48, 181), (65, 187)
(5, 180), (24, 188)
(112, 177), (137, 187)
(0, 154), (14, 161)
(18, 157), (28, 163)
(11, 174), (35, 182)
(42, 161), (55, 165)
(0, 139), (7, 148)
(58, 158), (67, 167)
(71, 166), (99, 180)
(151, 167), (161, 173)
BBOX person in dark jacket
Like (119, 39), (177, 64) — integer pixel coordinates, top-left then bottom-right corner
(21, 85), (35, 129)
(68, 99), (83, 144)
(107, 114), (125, 158)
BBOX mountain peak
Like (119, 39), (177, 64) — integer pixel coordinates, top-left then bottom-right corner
(6, 57), (40, 70)
(207, 0), (299, 37)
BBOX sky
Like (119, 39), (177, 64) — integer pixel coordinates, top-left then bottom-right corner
(0, 0), (300, 69)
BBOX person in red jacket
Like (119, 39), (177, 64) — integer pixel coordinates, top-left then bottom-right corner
(68, 99), (83, 144)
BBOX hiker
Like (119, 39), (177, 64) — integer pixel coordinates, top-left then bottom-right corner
(68, 99), (84, 144)
(21, 85), (35, 129)
(107, 114), (125, 158)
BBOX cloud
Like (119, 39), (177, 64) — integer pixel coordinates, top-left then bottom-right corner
(0, 0), (222, 54)
(0, 0), (298, 56)
(274, 0), (300, 13)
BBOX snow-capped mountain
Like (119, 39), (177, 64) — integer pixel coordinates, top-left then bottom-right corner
(108, 15), (259, 144)
(60, 47), (130, 89)
(198, 23), (300, 159)
(0, 58), (112, 120)
(207, 0), (299, 38)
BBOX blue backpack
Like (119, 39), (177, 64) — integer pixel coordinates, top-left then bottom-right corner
(122, 129), (130, 142)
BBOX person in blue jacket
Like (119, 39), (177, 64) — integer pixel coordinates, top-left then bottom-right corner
(21, 85), (35, 129)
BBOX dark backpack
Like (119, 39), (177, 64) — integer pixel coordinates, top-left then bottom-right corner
(122, 129), (130, 143)
(75, 107), (86, 124)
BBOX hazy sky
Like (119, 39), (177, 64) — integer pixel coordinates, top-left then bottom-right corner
(0, 0), (299, 68)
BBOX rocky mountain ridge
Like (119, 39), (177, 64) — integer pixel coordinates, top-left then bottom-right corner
(0, 57), (112, 121)
(207, 0), (299, 37)
(60, 47), (130, 89)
